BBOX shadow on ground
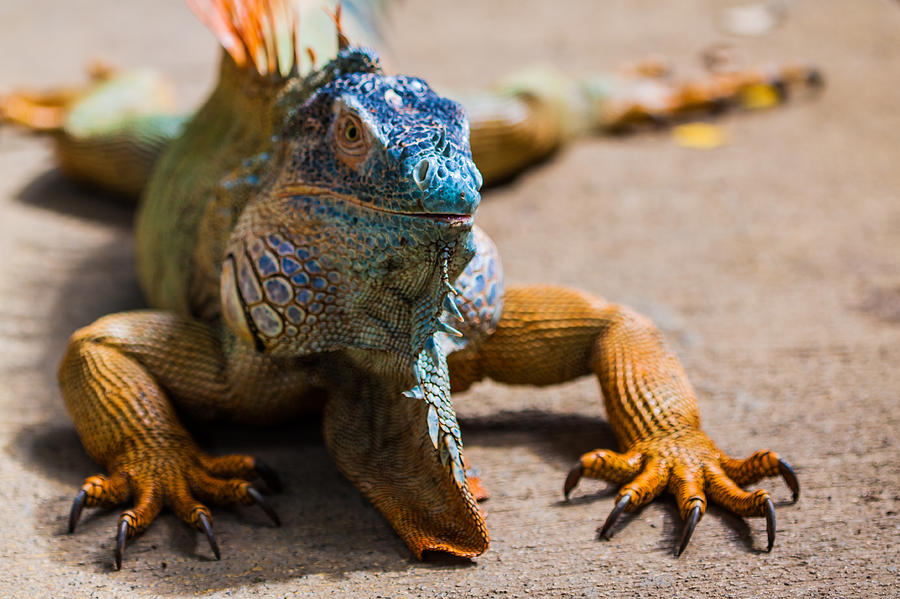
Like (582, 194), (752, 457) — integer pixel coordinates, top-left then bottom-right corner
(16, 169), (135, 227)
(12, 410), (619, 592)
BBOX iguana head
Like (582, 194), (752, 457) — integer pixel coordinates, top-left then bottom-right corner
(222, 48), (483, 365)
(281, 48), (483, 219)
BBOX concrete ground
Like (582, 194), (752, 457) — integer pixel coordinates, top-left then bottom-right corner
(1, 0), (898, 597)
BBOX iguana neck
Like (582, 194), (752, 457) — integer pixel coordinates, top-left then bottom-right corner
(136, 52), (298, 316)
(209, 52), (294, 146)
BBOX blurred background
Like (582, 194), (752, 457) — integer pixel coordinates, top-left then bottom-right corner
(0, 1), (897, 597)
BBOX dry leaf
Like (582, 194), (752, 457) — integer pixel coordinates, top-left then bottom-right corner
(672, 123), (728, 149)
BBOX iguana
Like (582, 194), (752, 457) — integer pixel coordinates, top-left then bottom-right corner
(4, 0), (813, 569)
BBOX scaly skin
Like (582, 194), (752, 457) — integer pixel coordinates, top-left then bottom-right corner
(447, 286), (798, 554)
(37, 0), (805, 568)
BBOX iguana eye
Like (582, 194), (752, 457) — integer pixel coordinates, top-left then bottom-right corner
(335, 112), (369, 159)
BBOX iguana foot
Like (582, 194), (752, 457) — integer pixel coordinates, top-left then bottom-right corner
(563, 429), (798, 556)
(67, 451), (281, 569)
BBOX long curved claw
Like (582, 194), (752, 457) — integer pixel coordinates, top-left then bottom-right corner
(764, 497), (776, 552)
(246, 486), (281, 527)
(598, 493), (632, 540)
(777, 459), (800, 503)
(114, 519), (128, 571)
(563, 463), (583, 500)
(254, 459), (283, 493)
(675, 504), (702, 557)
(68, 489), (87, 534)
(197, 511), (221, 560)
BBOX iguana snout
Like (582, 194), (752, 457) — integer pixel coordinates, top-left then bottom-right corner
(409, 150), (481, 217)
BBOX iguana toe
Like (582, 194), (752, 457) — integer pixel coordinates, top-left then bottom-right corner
(67, 473), (130, 533)
(246, 486), (281, 526)
(68, 489), (87, 534)
(597, 493), (631, 539)
(67, 448), (281, 569)
(114, 519), (128, 571)
(676, 504), (702, 557)
(565, 429), (798, 555)
(197, 511), (221, 560)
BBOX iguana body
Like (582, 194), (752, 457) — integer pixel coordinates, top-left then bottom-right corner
(13, 0), (806, 568)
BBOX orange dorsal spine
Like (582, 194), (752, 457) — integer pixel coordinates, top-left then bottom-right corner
(186, 0), (299, 78)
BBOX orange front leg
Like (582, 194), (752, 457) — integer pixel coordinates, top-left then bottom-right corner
(448, 285), (798, 555)
(58, 311), (297, 569)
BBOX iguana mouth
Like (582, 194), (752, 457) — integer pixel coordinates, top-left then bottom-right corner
(275, 184), (475, 225)
(417, 213), (473, 225)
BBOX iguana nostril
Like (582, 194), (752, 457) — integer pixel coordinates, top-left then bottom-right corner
(413, 157), (432, 191)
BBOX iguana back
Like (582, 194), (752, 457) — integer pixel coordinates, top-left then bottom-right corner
(136, 57), (289, 318)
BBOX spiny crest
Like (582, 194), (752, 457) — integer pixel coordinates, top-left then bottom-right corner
(324, 1), (351, 51)
(188, 0), (384, 81)
(187, 0), (298, 77)
(298, 46), (382, 98)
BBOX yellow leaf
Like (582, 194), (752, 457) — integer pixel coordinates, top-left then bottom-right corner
(671, 123), (728, 150)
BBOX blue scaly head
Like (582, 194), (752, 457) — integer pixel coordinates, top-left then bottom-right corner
(222, 47), (484, 373)
(286, 48), (483, 218)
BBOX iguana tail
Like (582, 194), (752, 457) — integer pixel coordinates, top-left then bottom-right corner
(3, 1), (823, 194)
(0, 67), (187, 198)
